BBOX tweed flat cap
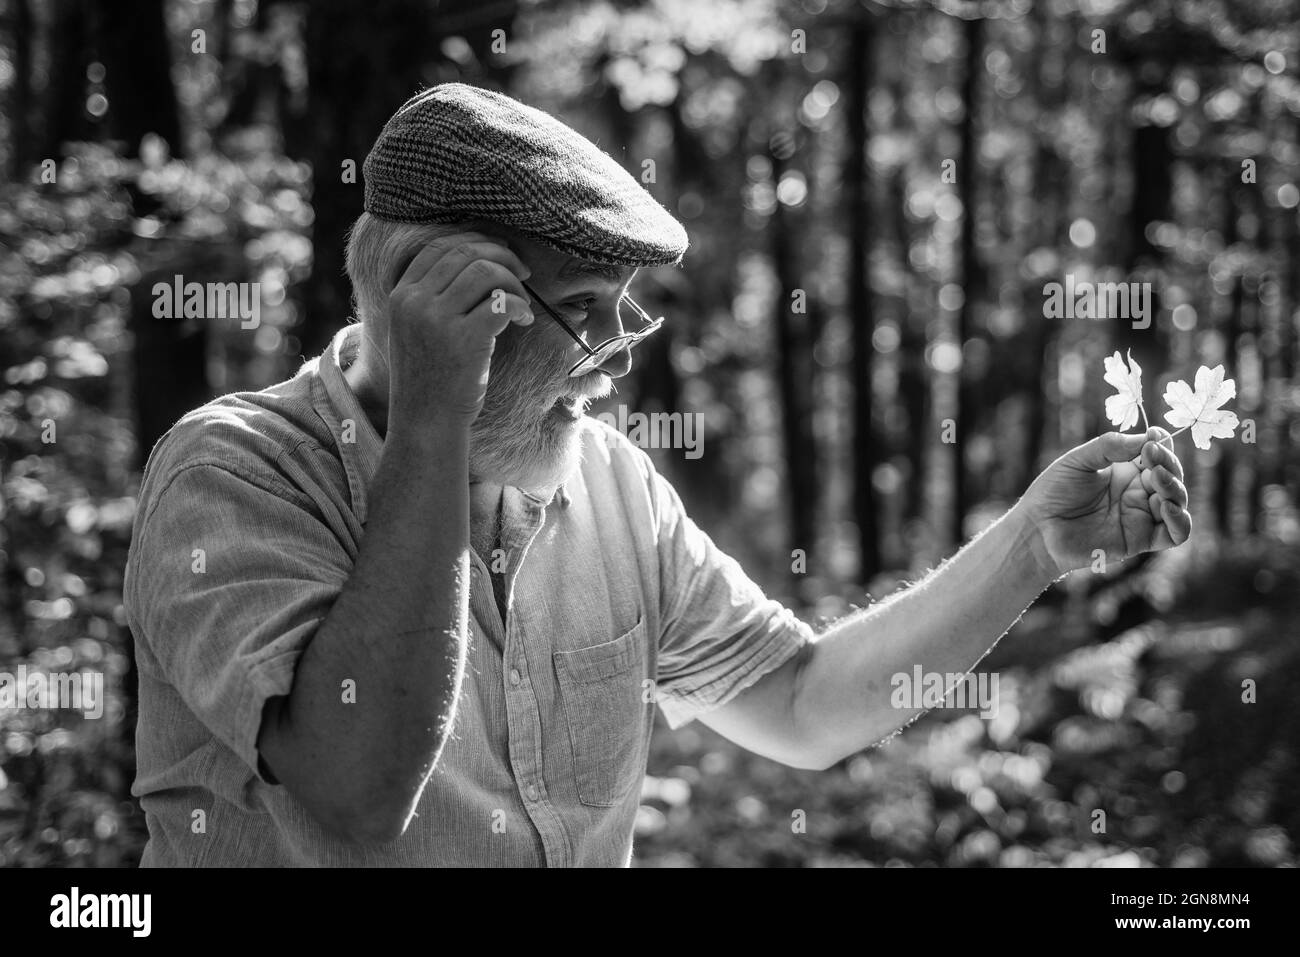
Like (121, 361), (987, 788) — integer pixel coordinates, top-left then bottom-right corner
(362, 83), (688, 268)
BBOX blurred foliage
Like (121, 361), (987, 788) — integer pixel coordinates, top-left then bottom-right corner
(2, 0), (1298, 866)
(639, 540), (1300, 866)
(0, 135), (310, 864)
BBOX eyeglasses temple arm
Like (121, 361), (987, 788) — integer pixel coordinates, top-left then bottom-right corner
(620, 294), (661, 330)
(519, 280), (597, 359)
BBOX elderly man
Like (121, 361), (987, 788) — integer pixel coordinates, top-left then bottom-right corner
(124, 83), (1191, 866)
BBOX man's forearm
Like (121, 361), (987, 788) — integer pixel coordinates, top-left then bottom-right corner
(794, 502), (1057, 767)
(258, 417), (472, 843)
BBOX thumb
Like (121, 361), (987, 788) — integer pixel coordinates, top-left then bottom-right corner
(1063, 430), (1150, 471)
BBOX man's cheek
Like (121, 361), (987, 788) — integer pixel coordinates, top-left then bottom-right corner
(521, 316), (578, 361)
(498, 321), (556, 368)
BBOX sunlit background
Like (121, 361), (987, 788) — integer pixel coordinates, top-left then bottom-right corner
(1, 0), (1298, 867)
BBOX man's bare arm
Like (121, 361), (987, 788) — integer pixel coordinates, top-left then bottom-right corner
(256, 422), (472, 844)
(701, 430), (1191, 770)
(255, 233), (533, 844)
(700, 502), (1053, 770)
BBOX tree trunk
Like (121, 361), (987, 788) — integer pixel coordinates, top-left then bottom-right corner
(1117, 71), (1170, 396)
(220, 0), (276, 133)
(9, 0), (34, 177)
(91, 0), (183, 157)
(770, 142), (817, 574)
(953, 14), (984, 542)
(1025, 1), (1064, 479)
(846, 14), (879, 580)
(891, 56), (927, 529)
(40, 0), (93, 161)
(1217, 170), (1243, 536)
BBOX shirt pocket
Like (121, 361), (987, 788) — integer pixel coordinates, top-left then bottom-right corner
(552, 616), (648, 808)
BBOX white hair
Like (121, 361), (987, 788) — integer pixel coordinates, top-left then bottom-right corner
(344, 212), (464, 324)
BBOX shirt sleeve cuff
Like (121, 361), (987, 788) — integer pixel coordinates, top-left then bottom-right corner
(656, 617), (812, 730)
(230, 623), (317, 784)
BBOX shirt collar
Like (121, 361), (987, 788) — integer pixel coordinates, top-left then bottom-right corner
(313, 324), (384, 524)
(312, 324), (571, 523)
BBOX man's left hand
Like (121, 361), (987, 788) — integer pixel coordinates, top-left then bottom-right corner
(1020, 427), (1192, 580)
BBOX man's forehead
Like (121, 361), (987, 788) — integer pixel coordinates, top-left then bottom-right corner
(485, 225), (634, 285)
(555, 258), (634, 285)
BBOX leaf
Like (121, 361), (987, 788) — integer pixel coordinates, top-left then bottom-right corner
(1103, 350), (1144, 432)
(1163, 364), (1239, 450)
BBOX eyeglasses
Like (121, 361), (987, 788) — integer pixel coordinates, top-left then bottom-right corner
(520, 279), (664, 378)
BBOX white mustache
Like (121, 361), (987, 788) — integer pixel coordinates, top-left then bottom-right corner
(560, 375), (611, 403)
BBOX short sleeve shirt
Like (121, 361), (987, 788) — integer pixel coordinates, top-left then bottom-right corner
(124, 324), (812, 866)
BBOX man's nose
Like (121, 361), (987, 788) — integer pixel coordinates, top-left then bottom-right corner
(590, 303), (631, 378)
(596, 345), (632, 379)
(592, 302), (626, 341)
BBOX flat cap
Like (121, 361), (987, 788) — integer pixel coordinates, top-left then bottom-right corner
(362, 83), (688, 268)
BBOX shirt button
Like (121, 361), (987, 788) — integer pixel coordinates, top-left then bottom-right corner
(509, 668), (521, 686)
(526, 784), (540, 802)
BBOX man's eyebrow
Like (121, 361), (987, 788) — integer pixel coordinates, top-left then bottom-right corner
(556, 259), (631, 284)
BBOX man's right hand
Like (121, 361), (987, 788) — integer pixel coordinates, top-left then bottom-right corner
(385, 231), (534, 427)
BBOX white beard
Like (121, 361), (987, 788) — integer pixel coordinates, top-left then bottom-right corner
(467, 331), (609, 495)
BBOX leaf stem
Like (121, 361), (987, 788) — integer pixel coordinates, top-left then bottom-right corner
(1129, 425), (1188, 465)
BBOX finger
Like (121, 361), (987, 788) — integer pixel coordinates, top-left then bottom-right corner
(1149, 520), (1175, 551)
(1161, 500), (1192, 545)
(1152, 466), (1188, 509)
(392, 232), (494, 287)
(423, 241), (531, 294)
(1158, 444), (1184, 482)
(1141, 437), (1183, 480)
(463, 293), (533, 336)
(1140, 467), (1157, 495)
(440, 260), (529, 315)
(499, 294), (535, 326)
(1066, 431), (1148, 471)
(1148, 489), (1163, 522)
